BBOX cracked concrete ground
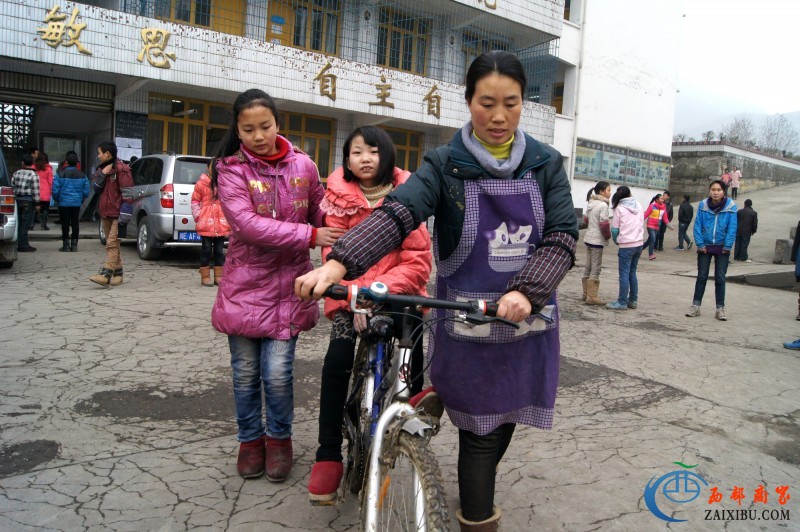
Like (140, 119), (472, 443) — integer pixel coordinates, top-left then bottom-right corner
(1, 183), (798, 531)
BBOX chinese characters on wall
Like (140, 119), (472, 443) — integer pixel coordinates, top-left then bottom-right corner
(312, 63), (442, 118)
(37, 5), (91, 55)
(137, 28), (177, 69)
(36, 5), (447, 118)
(37, 5), (177, 68)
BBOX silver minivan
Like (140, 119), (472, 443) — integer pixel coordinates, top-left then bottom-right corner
(99, 154), (211, 260)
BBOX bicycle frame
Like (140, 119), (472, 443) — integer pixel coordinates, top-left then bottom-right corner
(350, 310), (429, 531)
(363, 401), (417, 530)
(326, 282), (515, 531)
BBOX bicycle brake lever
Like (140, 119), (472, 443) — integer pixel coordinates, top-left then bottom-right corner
(463, 313), (520, 329)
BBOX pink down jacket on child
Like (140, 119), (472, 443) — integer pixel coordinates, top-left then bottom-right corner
(211, 145), (326, 339)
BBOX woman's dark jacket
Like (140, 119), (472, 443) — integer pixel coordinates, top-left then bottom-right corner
(387, 130), (578, 261)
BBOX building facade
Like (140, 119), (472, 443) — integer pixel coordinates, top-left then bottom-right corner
(557, 0), (684, 211)
(1, 0), (682, 207)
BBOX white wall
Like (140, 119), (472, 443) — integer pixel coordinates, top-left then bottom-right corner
(574, 0), (684, 156)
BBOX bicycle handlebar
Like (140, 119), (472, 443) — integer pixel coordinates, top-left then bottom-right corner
(323, 282), (519, 329)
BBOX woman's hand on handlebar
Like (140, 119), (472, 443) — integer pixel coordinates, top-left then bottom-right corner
(496, 290), (532, 323)
(295, 260), (347, 301)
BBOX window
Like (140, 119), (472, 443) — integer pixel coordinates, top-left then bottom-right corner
(377, 8), (430, 75)
(155, 0), (211, 26)
(147, 95), (230, 156)
(280, 112), (335, 181)
(267, 0), (340, 55)
(552, 83), (564, 114)
(383, 127), (421, 173)
(174, 158), (209, 184)
(132, 158), (163, 186)
(142, 0), (244, 35)
(462, 31), (509, 81)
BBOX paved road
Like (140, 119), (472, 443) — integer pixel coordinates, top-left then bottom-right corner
(1, 184), (798, 531)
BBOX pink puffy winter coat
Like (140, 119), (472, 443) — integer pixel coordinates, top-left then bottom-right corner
(320, 167), (432, 320)
(211, 143), (326, 339)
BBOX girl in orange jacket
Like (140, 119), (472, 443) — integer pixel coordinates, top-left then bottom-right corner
(191, 158), (231, 286)
(308, 126), (432, 504)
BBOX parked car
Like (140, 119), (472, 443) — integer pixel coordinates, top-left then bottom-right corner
(98, 154), (211, 260)
(0, 150), (18, 269)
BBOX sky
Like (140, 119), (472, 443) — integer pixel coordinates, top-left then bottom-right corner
(674, 0), (800, 136)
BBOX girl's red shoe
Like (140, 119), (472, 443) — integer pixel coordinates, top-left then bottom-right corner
(308, 461), (343, 505)
(237, 436), (265, 479)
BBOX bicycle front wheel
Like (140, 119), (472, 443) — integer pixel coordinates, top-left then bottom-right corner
(365, 432), (450, 531)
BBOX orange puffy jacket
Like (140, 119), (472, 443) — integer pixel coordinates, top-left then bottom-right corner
(320, 167), (432, 319)
(191, 173), (231, 237)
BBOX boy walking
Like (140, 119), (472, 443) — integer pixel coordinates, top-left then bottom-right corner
(89, 142), (133, 286)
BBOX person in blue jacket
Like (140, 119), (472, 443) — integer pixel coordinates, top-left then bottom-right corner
(685, 180), (737, 321)
(52, 151), (90, 252)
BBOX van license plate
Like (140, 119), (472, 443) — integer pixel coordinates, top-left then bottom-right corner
(178, 231), (201, 241)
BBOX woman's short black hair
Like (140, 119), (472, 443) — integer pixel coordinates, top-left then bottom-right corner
(709, 179), (727, 194)
(342, 126), (396, 187)
(465, 50), (526, 103)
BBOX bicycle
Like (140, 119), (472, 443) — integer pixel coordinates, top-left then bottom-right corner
(323, 281), (518, 531)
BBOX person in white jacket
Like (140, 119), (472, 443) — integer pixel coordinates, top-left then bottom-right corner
(582, 181), (611, 305)
(606, 186), (644, 310)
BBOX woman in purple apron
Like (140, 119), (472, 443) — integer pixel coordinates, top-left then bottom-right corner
(296, 51), (578, 531)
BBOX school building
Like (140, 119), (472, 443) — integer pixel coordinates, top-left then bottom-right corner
(0, 0), (683, 204)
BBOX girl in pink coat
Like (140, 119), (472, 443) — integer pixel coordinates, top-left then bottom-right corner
(210, 89), (344, 483)
(34, 152), (54, 230)
(191, 159), (231, 286)
(307, 126), (432, 504)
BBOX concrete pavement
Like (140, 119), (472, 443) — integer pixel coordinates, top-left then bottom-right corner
(1, 184), (798, 531)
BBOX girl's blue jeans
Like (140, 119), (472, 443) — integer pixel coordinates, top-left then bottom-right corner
(646, 228), (658, 255)
(228, 335), (298, 442)
(616, 245), (642, 305)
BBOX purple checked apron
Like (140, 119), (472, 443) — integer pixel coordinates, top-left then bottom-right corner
(429, 177), (559, 435)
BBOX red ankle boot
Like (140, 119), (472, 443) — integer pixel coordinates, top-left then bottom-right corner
(308, 461), (343, 505)
(265, 436), (293, 482)
(237, 436), (265, 479)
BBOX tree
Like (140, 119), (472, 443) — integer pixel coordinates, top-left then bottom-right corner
(702, 130), (715, 141)
(720, 116), (756, 146)
(759, 114), (800, 156)
(673, 133), (688, 142)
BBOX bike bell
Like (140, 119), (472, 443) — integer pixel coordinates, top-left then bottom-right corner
(368, 281), (389, 301)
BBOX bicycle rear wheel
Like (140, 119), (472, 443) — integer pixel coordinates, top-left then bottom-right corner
(365, 432), (450, 531)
